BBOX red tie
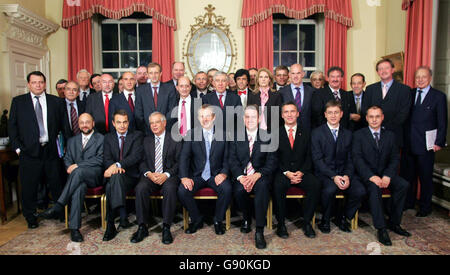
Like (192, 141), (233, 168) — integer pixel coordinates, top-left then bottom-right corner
(289, 128), (294, 149)
(219, 94), (224, 109)
(238, 90), (247, 96)
(104, 94), (110, 132)
(128, 93), (134, 112)
(153, 87), (158, 108)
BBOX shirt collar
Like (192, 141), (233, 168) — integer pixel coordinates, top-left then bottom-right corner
(151, 82), (160, 88)
(369, 126), (381, 135)
(65, 98), (77, 105)
(417, 85), (431, 94)
(30, 91), (45, 99)
(327, 123), (340, 131)
(116, 131), (128, 139)
(353, 92), (363, 99)
(329, 85), (341, 93)
(290, 83), (304, 90)
(246, 129), (258, 140)
(155, 131), (166, 141)
(82, 130), (94, 140)
(180, 95), (191, 102)
(285, 124), (297, 134)
(381, 79), (394, 88)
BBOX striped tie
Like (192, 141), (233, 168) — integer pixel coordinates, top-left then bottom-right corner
(155, 136), (163, 173)
(246, 136), (255, 175)
(294, 87), (302, 113)
(70, 103), (80, 135)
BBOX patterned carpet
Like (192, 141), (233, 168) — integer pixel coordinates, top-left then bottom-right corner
(0, 205), (448, 255)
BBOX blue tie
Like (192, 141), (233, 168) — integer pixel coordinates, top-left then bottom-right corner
(294, 87), (302, 112)
(201, 131), (211, 181)
(331, 129), (338, 142)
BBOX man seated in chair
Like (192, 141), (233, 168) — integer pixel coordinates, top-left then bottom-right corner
(273, 101), (321, 239)
(311, 100), (365, 234)
(352, 105), (411, 246)
(229, 105), (278, 249)
(102, 110), (143, 241)
(40, 113), (104, 242)
(178, 104), (232, 235)
(130, 112), (181, 245)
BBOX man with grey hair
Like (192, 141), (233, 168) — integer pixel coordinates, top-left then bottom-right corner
(310, 71), (325, 90)
(131, 112), (181, 244)
(202, 71), (242, 133)
(77, 69), (94, 102)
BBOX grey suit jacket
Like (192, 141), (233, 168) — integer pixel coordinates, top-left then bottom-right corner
(64, 132), (104, 185)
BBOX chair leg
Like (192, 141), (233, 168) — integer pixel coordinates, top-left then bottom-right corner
(101, 195), (106, 230)
(267, 198), (272, 230)
(226, 205), (231, 231)
(65, 205), (68, 229)
(183, 207), (189, 231)
(312, 213), (316, 228)
(352, 210), (358, 230)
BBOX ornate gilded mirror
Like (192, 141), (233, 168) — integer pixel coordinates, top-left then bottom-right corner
(183, 5), (237, 77)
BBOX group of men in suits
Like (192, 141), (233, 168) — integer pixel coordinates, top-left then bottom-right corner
(8, 57), (447, 248)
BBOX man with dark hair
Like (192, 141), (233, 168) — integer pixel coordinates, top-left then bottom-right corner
(165, 62), (186, 89)
(56, 79), (68, 98)
(9, 71), (70, 229)
(135, 66), (148, 87)
(108, 71), (137, 132)
(353, 105), (411, 246)
(274, 101), (321, 239)
(402, 66), (448, 217)
(192, 71), (209, 98)
(361, 59), (411, 147)
(90, 74), (102, 93)
(248, 68), (258, 91)
(349, 73), (366, 131)
(312, 66), (356, 130)
(234, 69), (251, 107)
(312, 101), (365, 233)
(102, 110), (143, 241)
(274, 66), (289, 91)
(207, 68), (219, 92)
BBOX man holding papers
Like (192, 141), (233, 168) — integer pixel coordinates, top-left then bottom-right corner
(401, 66), (448, 217)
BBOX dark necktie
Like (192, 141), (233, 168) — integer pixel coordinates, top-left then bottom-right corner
(416, 90), (423, 106)
(200, 92), (205, 99)
(294, 87), (302, 113)
(70, 103), (80, 135)
(128, 93), (135, 112)
(333, 90), (341, 102)
(153, 87), (158, 108)
(82, 91), (87, 101)
(374, 132), (380, 148)
(119, 136), (125, 161)
(34, 96), (45, 138)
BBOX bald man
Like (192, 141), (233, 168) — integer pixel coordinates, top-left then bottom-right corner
(108, 71), (138, 132)
(85, 73), (117, 134)
(279, 64), (315, 131)
(40, 113), (105, 243)
(171, 76), (198, 137)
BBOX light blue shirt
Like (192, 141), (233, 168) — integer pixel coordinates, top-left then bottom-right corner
(353, 93), (363, 105)
(369, 126), (381, 140)
(381, 79), (394, 92)
(290, 83), (304, 107)
(415, 85), (431, 105)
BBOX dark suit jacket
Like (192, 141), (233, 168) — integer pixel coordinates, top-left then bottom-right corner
(202, 91), (242, 133)
(9, 93), (71, 158)
(79, 88), (95, 102)
(228, 129), (278, 180)
(179, 128), (229, 179)
(103, 130), (143, 179)
(190, 86), (211, 98)
(362, 80), (411, 147)
(279, 84), (315, 132)
(312, 86), (356, 130)
(349, 91), (365, 132)
(135, 82), (176, 135)
(108, 92), (137, 132)
(61, 98), (86, 137)
(276, 126), (313, 174)
(140, 132), (182, 178)
(405, 87), (448, 155)
(352, 127), (400, 182)
(64, 132), (104, 185)
(311, 124), (354, 179)
(247, 90), (283, 132)
(85, 91), (117, 135)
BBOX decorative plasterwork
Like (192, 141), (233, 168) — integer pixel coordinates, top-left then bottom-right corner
(0, 4), (59, 48)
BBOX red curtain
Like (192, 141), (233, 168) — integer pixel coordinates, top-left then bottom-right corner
(242, 0), (352, 89)
(62, 0), (177, 81)
(402, 0), (432, 88)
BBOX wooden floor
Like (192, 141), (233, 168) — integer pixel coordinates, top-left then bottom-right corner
(0, 204), (27, 246)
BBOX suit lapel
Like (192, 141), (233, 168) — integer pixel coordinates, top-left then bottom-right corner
(147, 85), (156, 111)
(162, 133), (170, 163)
(148, 135), (155, 169)
(122, 133), (132, 159)
(83, 132), (96, 152)
(293, 127), (302, 151)
(364, 128), (379, 151)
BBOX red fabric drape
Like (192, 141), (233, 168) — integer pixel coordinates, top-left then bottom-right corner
(67, 19), (93, 81)
(242, 0), (352, 90)
(402, 0), (432, 88)
(63, 0), (176, 81)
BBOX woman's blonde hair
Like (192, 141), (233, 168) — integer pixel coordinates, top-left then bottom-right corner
(254, 67), (275, 93)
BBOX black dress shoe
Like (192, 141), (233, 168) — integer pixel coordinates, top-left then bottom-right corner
(416, 210), (431, 217)
(214, 221), (225, 235)
(118, 219), (134, 229)
(318, 221), (331, 234)
(377, 228), (392, 246)
(338, 217), (352, 233)
(185, 220), (204, 234)
(303, 223), (316, 238)
(162, 226), (173, 245)
(71, 229), (84, 243)
(276, 224), (289, 239)
(130, 225), (149, 243)
(240, 220), (252, 234)
(388, 224), (411, 237)
(39, 206), (62, 220)
(27, 220), (39, 229)
(255, 232), (266, 249)
(103, 223), (118, 242)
